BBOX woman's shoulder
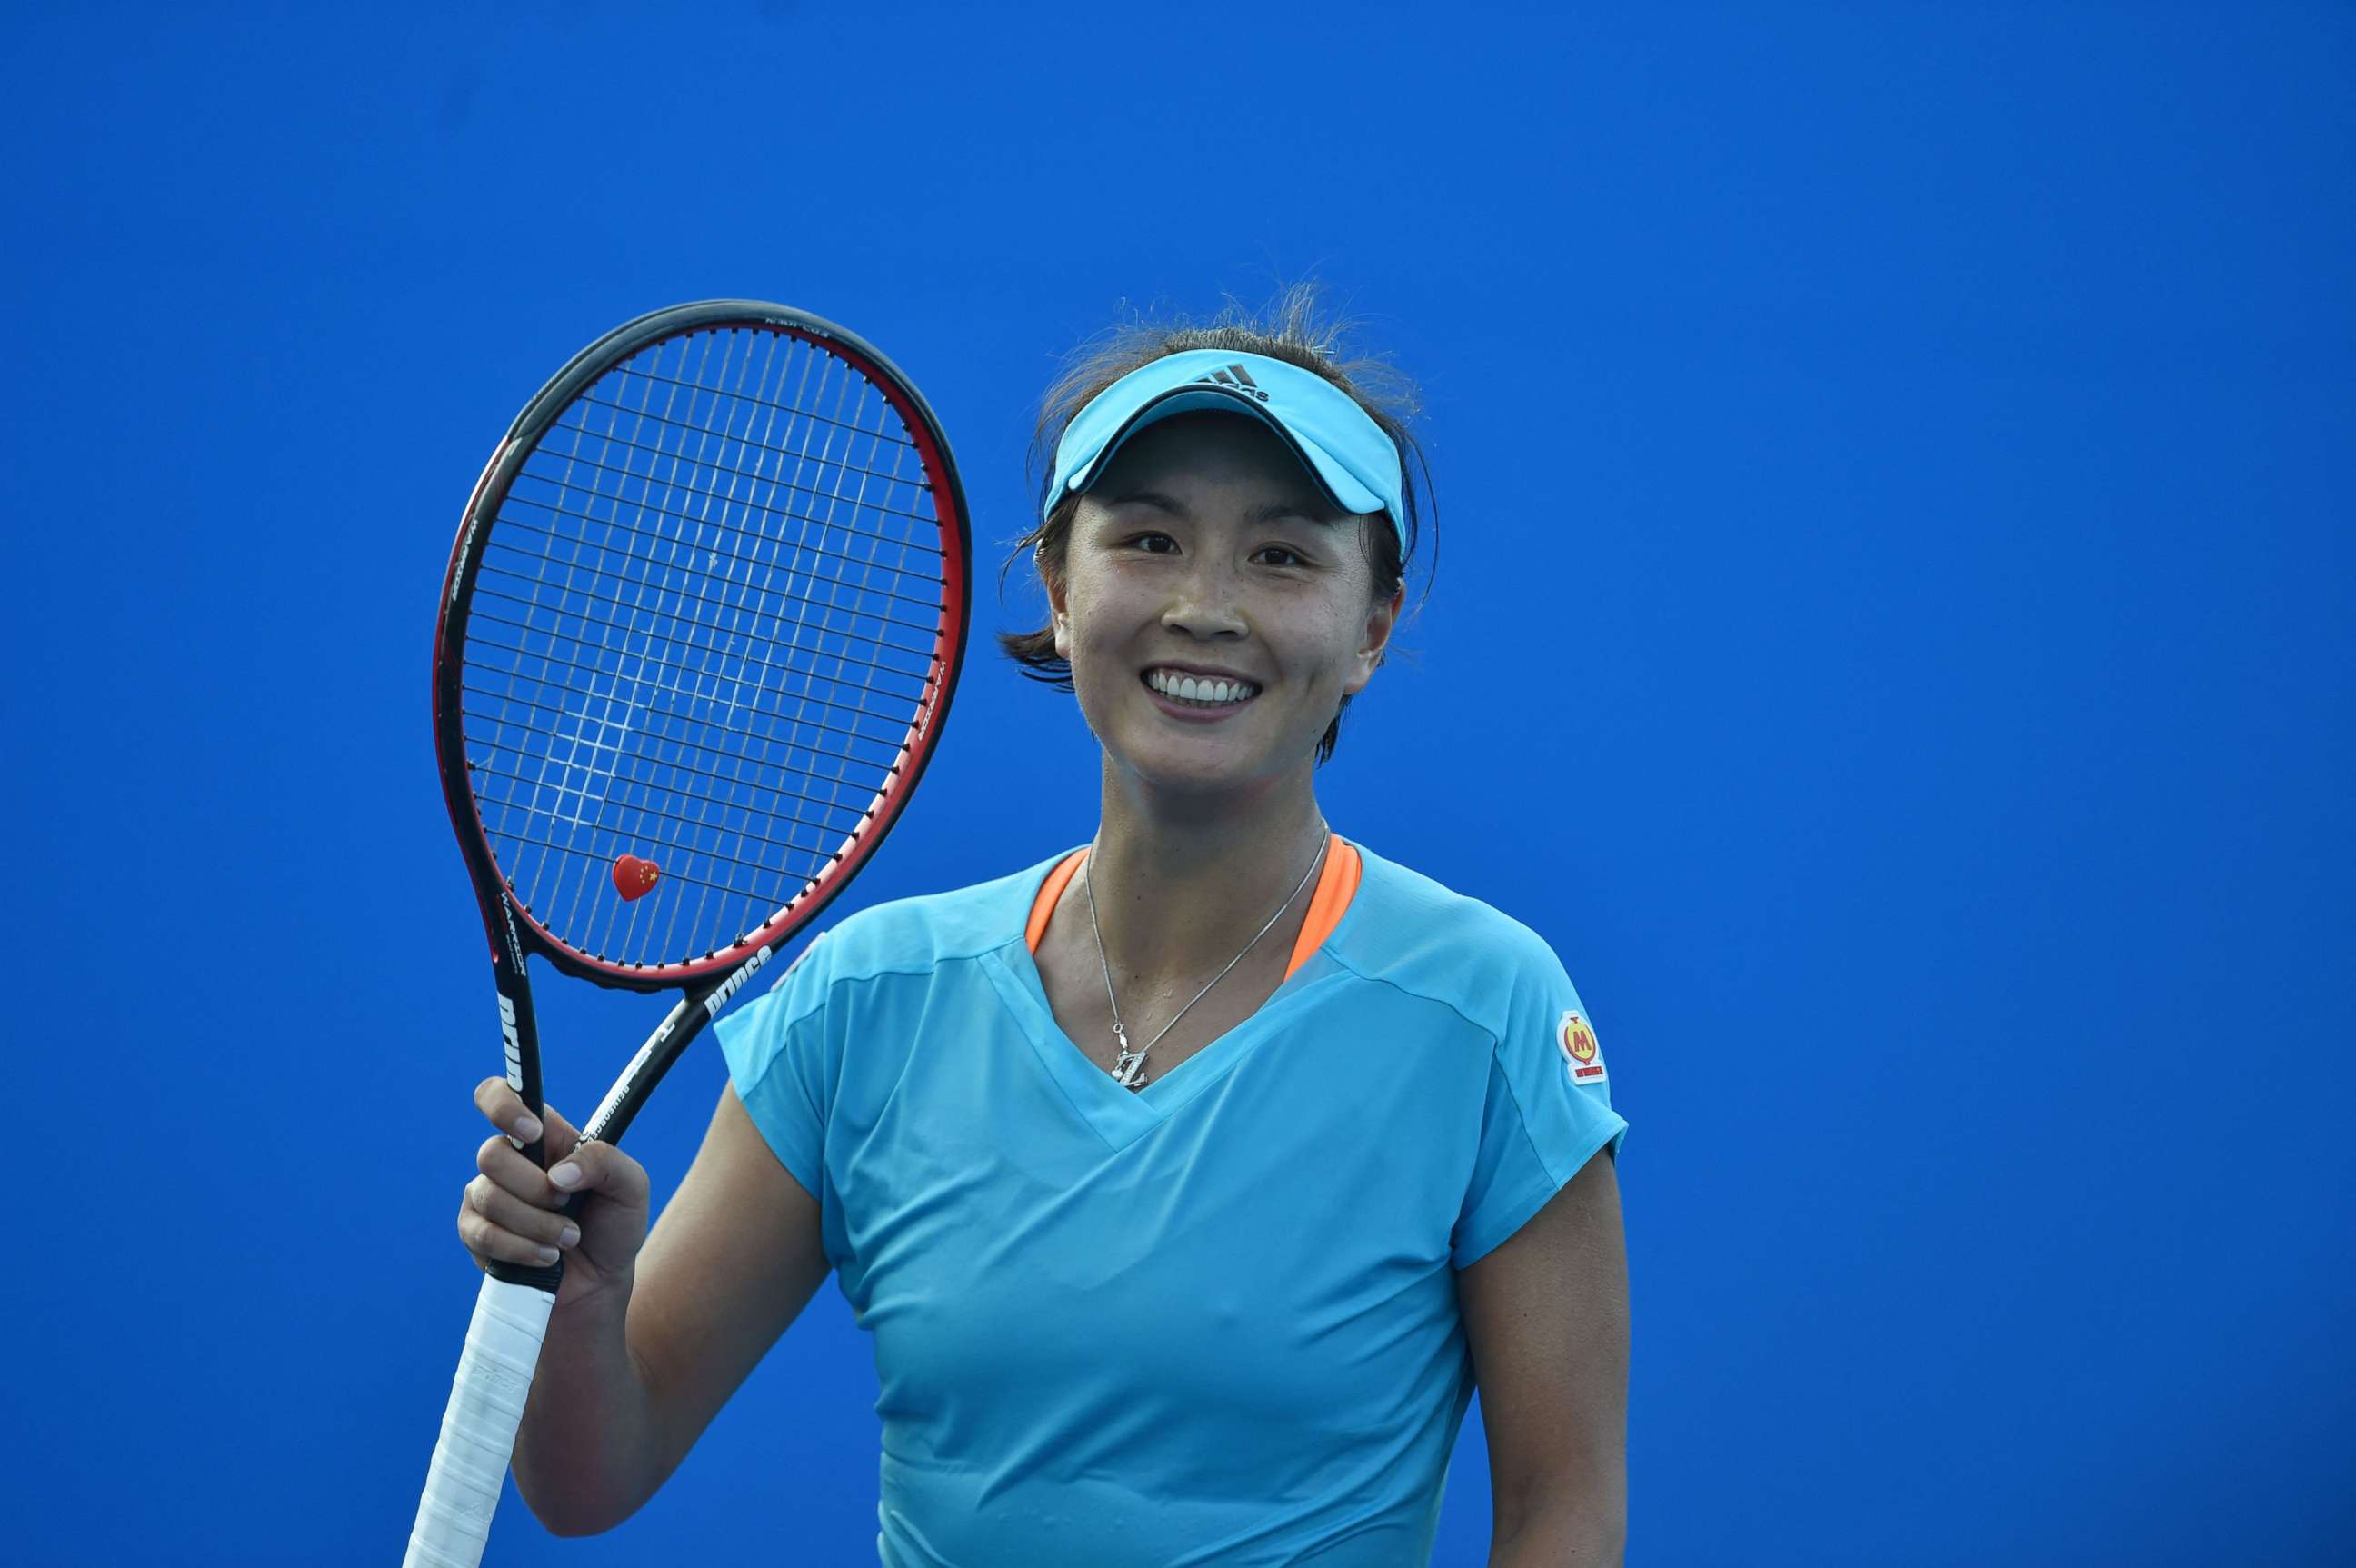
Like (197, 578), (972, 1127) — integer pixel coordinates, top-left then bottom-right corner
(1336, 839), (1579, 1006)
(804, 845), (1083, 982)
(1349, 840), (1560, 950)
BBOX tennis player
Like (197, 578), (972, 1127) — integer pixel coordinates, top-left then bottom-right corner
(457, 293), (1631, 1565)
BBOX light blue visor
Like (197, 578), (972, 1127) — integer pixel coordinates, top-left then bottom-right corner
(1045, 349), (1406, 550)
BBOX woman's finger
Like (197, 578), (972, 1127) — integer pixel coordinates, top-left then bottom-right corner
(455, 1193), (565, 1268)
(535, 1100), (583, 1154)
(472, 1075), (541, 1144)
(544, 1138), (650, 1213)
(471, 1076), (583, 1154)
(464, 1175), (581, 1253)
(476, 1133), (562, 1207)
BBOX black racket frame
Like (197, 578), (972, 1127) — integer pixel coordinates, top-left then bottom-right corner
(427, 300), (969, 1291)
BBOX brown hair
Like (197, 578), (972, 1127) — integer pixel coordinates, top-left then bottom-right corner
(995, 285), (1435, 765)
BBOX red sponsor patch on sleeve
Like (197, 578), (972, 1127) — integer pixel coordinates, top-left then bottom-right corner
(1557, 1009), (1608, 1085)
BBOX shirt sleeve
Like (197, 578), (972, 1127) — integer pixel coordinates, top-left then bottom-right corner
(1451, 934), (1629, 1269)
(713, 929), (838, 1202)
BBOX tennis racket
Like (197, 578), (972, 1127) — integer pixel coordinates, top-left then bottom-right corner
(404, 300), (969, 1567)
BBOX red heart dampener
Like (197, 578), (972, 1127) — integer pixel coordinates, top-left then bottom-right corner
(611, 854), (661, 901)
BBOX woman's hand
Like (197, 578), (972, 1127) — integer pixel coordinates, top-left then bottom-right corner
(456, 1078), (651, 1311)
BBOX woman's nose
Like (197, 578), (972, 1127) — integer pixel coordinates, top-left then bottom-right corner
(1161, 560), (1248, 638)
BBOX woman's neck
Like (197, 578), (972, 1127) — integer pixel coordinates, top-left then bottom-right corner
(1080, 761), (1330, 987)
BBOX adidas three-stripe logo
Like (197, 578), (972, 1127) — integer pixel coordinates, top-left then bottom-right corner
(1194, 362), (1272, 403)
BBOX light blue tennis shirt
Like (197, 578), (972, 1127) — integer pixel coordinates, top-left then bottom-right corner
(715, 837), (1629, 1567)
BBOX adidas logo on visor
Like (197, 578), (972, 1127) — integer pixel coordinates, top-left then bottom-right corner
(1194, 363), (1272, 403)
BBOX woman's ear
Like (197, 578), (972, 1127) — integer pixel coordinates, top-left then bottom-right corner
(1047, 564), (1072, 662)
(1347, 584), (1405, 696)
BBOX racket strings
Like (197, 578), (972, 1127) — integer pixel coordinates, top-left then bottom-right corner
(461, 702), (899, 853)
(464, 584), (934, 704)
(536, 335), (913, 960)
(462, 714), (893, 854)
(457, 674), (911, 777)
(463, 817), (843, 910)
(590, 362), (913, 445)
(567, 395), (938, 501)
(488, 494), (947, 621)
(564, 329), (920, 961)
(457, 325), (952, 968)
(468, 534), (941, 665)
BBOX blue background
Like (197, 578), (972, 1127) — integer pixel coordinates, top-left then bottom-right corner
(4, 4), (2348, 1563)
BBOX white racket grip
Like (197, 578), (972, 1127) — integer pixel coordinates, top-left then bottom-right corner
(404, 1275), (559, 1568)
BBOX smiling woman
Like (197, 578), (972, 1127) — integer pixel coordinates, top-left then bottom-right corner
(461, 289), (1632, 1568)
(998, 287), (1430, 766)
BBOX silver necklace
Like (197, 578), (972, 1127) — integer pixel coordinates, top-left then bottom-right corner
(1082, 824), (1330, 1090)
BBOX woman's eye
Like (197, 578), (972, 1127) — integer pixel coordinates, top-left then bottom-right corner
(1255, 545), (1307, 567)
(1128, 533), (1178, 554)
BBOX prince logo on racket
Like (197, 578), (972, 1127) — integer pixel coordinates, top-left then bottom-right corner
(699, 944), (770, 1019)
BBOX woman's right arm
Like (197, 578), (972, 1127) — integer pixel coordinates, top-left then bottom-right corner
(459, 1076), (833, 1536)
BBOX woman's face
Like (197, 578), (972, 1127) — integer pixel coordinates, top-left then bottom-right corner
(1050, 411), (1401, 803)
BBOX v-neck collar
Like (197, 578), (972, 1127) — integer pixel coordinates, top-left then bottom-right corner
(978, 836), (1363, 1149)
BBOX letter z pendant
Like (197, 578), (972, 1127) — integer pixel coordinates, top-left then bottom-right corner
(1110, 1026), (1149, 1088)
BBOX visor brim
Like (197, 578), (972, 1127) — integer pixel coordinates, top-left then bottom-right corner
(1063, 385), (1388, 519)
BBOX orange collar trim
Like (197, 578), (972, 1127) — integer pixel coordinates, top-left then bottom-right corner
(1024, 833), (1362, 982)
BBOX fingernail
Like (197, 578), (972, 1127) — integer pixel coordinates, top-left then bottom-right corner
(549, 1162), (581, 1190)
(535, 1244), (559, 1263)
(558, 1224), (580, 1249)
(514, 1114), (543, 1143)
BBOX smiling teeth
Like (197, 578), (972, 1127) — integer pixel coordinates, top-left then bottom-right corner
(1147, 669), (1258, 706)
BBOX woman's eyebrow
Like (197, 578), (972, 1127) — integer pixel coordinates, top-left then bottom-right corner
(1102, 491), (1340, 526)
(1104, 488), (1185, 514)
(1249, 499), (1343, 528)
